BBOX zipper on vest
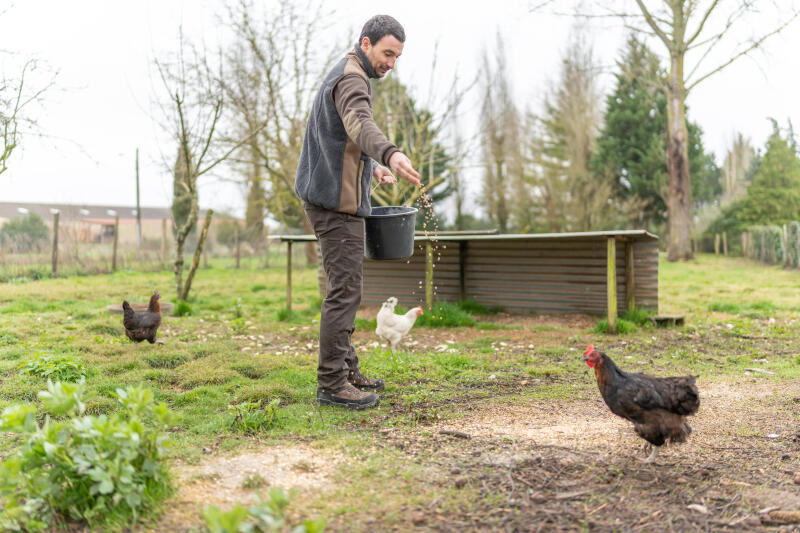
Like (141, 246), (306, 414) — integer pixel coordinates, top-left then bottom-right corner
(357, 159), (364, 209)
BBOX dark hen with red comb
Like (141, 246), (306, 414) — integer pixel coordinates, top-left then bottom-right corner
(583, 345), (699, 462)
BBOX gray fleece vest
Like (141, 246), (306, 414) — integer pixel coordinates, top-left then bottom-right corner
(295, 54), (374, 217)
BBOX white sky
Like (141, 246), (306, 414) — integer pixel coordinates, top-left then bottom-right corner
(1, 1), (799, 222)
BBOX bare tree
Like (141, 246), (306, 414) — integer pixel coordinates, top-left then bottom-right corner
(154, 30), (263, 301)
(1, 59), (52, 176)
(479, 35), (521, 233)
(370, 71), (468, 218)
(721, 132), (755, 206)
(533, 1), (799, 260)
(526, 29), (646, 232)
(219, 0), (338, 265)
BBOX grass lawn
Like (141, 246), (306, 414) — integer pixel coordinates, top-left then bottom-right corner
(1, 253), (799, 531)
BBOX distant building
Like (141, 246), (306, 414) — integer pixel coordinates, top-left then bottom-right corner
(0, 202), (216, 245)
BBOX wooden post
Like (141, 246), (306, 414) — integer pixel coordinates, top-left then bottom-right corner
(425, 240), (434, 311)
(741, 233), (747, 258)
(714, 233), (720, 255)
(722, 232), (728, 256)
(783, 224), (790, 267)
(161, 218), (168, 265)
(263, 228), (270, 269)
(51, 212), (59, 278)
(135, 148), (142, 248)
(234, 223), (240, 269)
(625, 241), (635, 312)
(286, 241), (292, 311)
(458, 241), (467, 302)
(607, 237), (617, 334)
(112, 215), (120, 271)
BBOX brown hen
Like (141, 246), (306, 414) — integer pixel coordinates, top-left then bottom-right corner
(583, 345), (699, 463)
(122, 291), (162, 344)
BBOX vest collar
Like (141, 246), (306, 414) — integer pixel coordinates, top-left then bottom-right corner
(353, 44), (379, 79)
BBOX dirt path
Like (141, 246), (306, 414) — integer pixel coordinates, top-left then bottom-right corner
(155, 443), (344, 531)
(154, 378), (800, 531)
(408, 378), (800, 531)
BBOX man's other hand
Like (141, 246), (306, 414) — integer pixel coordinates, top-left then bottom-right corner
(373, 164), (396, 186)
(388, 152), (421, 187)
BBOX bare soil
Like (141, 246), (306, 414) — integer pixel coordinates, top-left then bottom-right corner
(331, 379), (800, 532)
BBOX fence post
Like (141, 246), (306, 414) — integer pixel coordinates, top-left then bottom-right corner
(112, 215), (120, 271)
(714, 234), (720, 255)
(783, 224), (790, 268)
(263, 228), (270, 269)
(286, 241), (292, 311)
(607, 237), (617, 335)
(161, 218), (168, 266)
(235, 223), (240, 269)
(722, 232), (728, 257)
(51, 212), (59, 278)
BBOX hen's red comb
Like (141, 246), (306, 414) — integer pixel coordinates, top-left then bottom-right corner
(583, 344), (594, 356)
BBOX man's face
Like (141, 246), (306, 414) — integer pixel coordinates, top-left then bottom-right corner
(360, 34), (403, 77)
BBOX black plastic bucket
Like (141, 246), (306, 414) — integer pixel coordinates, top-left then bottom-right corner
(364, 206), (418, 260)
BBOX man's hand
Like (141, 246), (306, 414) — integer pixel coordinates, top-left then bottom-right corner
(373, 164), (396, 186)
(388, 152), (421, 187)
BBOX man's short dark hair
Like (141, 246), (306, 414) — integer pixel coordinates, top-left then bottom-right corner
(359, 15), (405, 45)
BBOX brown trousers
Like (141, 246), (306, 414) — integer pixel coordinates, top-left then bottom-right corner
(303, 204), (364, 391)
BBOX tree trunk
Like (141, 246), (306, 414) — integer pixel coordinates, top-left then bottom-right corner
(494, 159), (508, 233)
(180, 209), (214, 301)
(666, 51), (693, 262)
(174, 235), (185, 299)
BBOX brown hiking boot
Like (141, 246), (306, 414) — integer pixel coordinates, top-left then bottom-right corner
(348, 368), (385, 392)
(316, 383), (379, 410)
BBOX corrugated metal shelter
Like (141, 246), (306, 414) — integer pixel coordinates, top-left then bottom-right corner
(280, 230), (659, 323)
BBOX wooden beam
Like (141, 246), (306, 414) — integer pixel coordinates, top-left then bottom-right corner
(286, 241), (293, 311)
(625, 241), (635, 312)
(425, 240), (433, 310)
(607, 237), (617, 334)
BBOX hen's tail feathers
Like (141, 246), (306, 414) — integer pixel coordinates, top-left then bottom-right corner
(122, 300), (135, 324)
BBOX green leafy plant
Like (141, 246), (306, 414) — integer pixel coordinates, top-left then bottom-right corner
(17, 353), (86, 382)
(416, 302), (476, 328)
(202, 488), (325, 533)
(458, 299), (503, 315)
(174, 300), (193, 316)
(0, 381), (176, 531)
(592, 318), (637, 334)
(0, 331), (20, 345)
(620, 308), (652, 326)
(229, 399), (280, 434)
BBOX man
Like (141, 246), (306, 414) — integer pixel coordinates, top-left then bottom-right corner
(295, 15), (421, 410)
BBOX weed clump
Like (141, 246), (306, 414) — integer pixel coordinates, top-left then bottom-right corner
(18, 353), (86, 382)
(0, 381), (175, 531)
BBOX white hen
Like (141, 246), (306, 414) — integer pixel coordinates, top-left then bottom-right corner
(375, 297), (423, 352)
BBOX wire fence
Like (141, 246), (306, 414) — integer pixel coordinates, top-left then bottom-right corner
(0, 232), (318, 282)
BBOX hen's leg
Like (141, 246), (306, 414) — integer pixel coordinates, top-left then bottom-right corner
(638, 445), (659, 463)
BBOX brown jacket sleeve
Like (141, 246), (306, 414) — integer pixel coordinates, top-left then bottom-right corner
(332, 74), (399, 167)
